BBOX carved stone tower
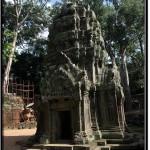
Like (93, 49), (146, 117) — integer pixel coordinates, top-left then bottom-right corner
(37, 2), (125, 144)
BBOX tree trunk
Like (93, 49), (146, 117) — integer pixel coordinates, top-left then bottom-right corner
(139, 37), (144, 56)
(2, 0), (36, 95)
(106, 45), (117, 68)
(111, 57), (117, 68)
(120, 53), (132, 111)
(2, 32), (18, 95)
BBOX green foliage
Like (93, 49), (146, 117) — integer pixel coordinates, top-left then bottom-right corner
(100, 0), (144, 55)
(2, 0), (52, 68)
(3, 0), (52, 48)
(25, 38), (48, 57)
(3, 29), (15, 37)
(3, 42), (13, 57)
(2, 0), (52, 94)
(3, 29), (17, 61)
(128, 67), (144, 94)
(127, 50), (144, 94)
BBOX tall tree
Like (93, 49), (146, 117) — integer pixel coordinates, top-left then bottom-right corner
(2, 0), (51, 94)
(101, 0), (144, 111)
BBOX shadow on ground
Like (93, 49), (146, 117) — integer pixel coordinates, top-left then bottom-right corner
(3, 135), (33, 150)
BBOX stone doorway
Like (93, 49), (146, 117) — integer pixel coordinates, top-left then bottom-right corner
(57, 110), (72, 141)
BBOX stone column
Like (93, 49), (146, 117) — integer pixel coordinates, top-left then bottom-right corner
(74, 83), (83, 144)
(99, 88), (125, 139)
(39, 101), (51, 144)
(83, 91), (89, 131)
(34, 95), (44, 141)
(52, 108), (57, 143)
(92, 60), (96, 84)
(44, 102), (50, 132)
(49, 108), (52, 142)
(73, 100), (83, 144)
(91, 90), (102, 140)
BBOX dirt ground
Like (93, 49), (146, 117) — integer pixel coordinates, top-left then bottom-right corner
(2, 128), (36, 150)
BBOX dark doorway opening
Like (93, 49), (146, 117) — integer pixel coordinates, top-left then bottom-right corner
(58, 111), (72, 140)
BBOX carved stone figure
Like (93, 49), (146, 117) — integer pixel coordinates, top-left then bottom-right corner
(37, 2), (125, 144)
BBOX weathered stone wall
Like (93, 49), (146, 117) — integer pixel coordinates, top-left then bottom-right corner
(47, 2), (107, 83)
(2, 95), (24, 128)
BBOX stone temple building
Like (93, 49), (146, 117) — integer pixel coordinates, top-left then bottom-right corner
(35, 2), (126, 145)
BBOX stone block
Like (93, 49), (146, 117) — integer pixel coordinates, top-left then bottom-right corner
(73, 145), (90, 150)
(96, 140), (107, 146)
(99, 146), (110, 150)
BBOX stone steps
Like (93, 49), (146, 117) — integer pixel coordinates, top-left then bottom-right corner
(106, 138), (134, 144)
(31, 144), (94, 150)
(22, 143), (144, 150)
(95, 138), (144, 150)
(94, 146), (111, 150)
(96, 137), (134, 146)
(94, 143), (143, 150)
(107, 143), (143, 150)
(21, 136), (144, 150)
(33, 144), (74, 150)
(22, 149), (41, 150)
(30, 144), (99, 150)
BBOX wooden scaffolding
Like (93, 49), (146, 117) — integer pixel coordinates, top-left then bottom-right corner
(8, 77), (34, 105)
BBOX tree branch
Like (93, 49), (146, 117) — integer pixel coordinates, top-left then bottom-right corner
(18, 0), (49, 28)
(18, 0), (22, 17)
(18, 0), (36, 28)
(30, 0), (49, 15)
(14, 0), (19, 18)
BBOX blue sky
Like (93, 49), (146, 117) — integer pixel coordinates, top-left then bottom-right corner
(6, 0), (62, 6)
(50, 0), (62, 5)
